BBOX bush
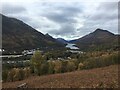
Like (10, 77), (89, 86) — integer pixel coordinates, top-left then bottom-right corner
(13, 68), (21, 81)
(66, 61), (76, 72)
(78, 52), (119, 70)
(7, 68), (16, 82)
(78, 63), (84, 70)
(40, 62), (49, 75)
(54, 60), (62, 73)
(23, 67), (31, 78)
(30, 50), (45, 75)
(3, 67), (31, 82)
(61, 60), (68, 73)
(48, 61), (55, 74)
(2, 70), (8, 82)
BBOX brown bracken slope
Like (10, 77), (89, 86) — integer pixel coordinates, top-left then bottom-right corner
(2, 64), (119, 88)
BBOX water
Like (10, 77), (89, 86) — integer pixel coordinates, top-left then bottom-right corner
(66, 43), (79, 50)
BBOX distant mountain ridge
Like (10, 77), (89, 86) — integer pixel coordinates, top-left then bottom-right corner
(2, 14), (119, 53)
(2, 14), (65, 53)
(56, 38), (68, 44)
(70, 28), (119, 51)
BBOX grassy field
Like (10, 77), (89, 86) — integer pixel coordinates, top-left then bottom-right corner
(2, 64), (119, 88)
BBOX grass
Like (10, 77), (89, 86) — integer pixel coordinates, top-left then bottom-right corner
(2, 64), (119, 88)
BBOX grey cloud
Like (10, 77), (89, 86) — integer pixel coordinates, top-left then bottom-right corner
(15, 16), (31, 22)
(89, 2), (118, 21)
(40, 4), (83, 38)
(43, 2), (118, 39)
(48, 23), (77, 36)
(2, 4), (26, 14)
(77, 2), (118, 37)
(90, 11), (117, 21)
(44, 12), (77, 23)
(98, 2), (118, 11)
(57, 6), (82, 16)
(42, 4), (82, 24)
(77, 18), (118, 36)
(1, 2), (118, 40)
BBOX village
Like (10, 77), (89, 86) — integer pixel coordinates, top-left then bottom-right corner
(1, 43), (84, 65)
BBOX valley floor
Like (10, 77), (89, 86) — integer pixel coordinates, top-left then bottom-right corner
(2, 64), (119, 88)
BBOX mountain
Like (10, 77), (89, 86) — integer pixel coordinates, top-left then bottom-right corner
(2, 14), (65, 53)
(70, 28), (119, 51)
(56, 38), (68, 44)
(45, 33), (52, 37)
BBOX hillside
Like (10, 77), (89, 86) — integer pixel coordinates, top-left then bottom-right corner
(2, 64), (119, 88)
(56, 38), (68, 44)
(70, 28), (119, 51)
(2, 14), (65, 53)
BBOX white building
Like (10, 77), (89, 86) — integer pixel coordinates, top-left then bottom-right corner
(0, 49), (5, 52)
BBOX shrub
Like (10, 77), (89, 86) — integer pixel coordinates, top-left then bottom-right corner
(3, 67), (31, 82)
(61, 60), (68, 73)
(66, 61), (76, 72)
(78, 52), (120, 70)
(23, 67), (31, 78)
(78, 63), (84, 70)
(7, 68), (16, 82)
(54, 60), (62, 73)
(13, 68), (21, 81)
(48, 61), (55, 74)
(40, 62), (49, 75)
(2, 70), (8, 82)
(18, 69), (25, 80)
(30, 50), (45, 75)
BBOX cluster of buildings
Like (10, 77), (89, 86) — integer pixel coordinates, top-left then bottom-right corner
(22, 49), (36, 55)
(22, 49), (43, 55)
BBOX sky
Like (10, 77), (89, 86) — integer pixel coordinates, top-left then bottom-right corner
(0, 0), (119, 40)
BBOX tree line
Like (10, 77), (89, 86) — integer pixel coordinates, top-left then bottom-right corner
(2, 50), (119, 82)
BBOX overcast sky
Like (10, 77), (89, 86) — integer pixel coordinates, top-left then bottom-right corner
(1, 0), (119, 40)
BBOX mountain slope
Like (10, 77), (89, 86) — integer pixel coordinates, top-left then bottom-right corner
(70, 28), (119, 51)
(56, 38), (68, 44)
(2, 14), (65, 53)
